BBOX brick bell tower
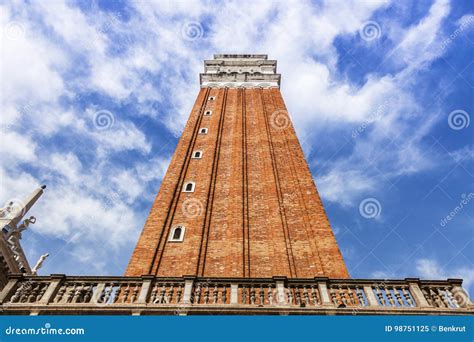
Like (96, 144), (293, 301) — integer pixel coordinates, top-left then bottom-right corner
(126, 54), (349, 279)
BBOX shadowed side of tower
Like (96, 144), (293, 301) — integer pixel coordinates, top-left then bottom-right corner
(125, 55), (349, 279)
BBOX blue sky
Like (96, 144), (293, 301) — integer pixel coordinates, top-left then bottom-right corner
(1, 0), (473, 294)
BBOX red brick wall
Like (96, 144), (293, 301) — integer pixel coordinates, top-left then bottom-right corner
(125, 87), (349, 279)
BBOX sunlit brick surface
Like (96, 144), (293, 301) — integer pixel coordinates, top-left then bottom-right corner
(125, 87), (349, 279)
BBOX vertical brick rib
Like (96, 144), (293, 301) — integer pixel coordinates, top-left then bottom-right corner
(259, 88), (297, 277)
(197, 88), (228, 276)
(149, 88), (211, 275)
(269, 89), (325, 276)
(241, 88), (250, 277)
(271, 89), (349, 278)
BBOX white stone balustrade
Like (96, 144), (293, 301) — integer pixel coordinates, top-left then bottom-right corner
(0, 275), (471, 315)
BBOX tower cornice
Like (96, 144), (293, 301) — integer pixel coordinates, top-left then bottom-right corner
(200, 54), (281, 88)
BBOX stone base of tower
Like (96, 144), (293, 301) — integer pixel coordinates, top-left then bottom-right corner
(1, 274), (472, 315)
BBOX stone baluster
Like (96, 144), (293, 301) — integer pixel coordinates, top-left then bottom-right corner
(394, 287), (403, 306)
(176, 285), (182, 304)
(158, 284), (166, 304)
(430, 287), (443, 308)
(330, 287), (338, 306)
(221, 285), (227, 304)
(83, 284), (93, 303)
(55, 285), (66, 303)
(303, 286), (309, 305)
(131, 284), (139, 303)
(442, 287), (455, 308)
(66, 284), (76, 303)
(204, 285), (209, 304)
(213, 286), (218, 304)
(77, 283), (86, 303)
(288, 287), (294, 305)
(241, 286), (247, 304)
(91, 282), (106, 305)
(311, 285), (319, 306)
(21, 282), (34, 303)
(119, 284), (128, 303)
(268, 285), (274, 305)
(163, 284), (171, 304)
(22, 282), (34, 303)
(375, 287), (385, 306)
(294, 286), (301, 305)
(386, 287), (395, 306)
(72, 283), (83, 303)
(422, 288), (432, 305)
(440, 287), (451, 307)
(259, 286), (264, 305)
(151, 284), (158, 303)
(401, 286), (413, 306)
(10, 282), (27, 303)
(28, 283), (39, 303)
(250, 285), (255, 305)
(102, 284), (113, 304)
(338, 286), (347, 306)
(355, 286), (364, 306)
(194, 283), (202, 304)
(345, 286), (356, 306)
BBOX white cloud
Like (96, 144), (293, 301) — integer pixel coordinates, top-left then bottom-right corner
(391, 0), (450, 70)
(0, 131), (37, 163)
(317, 170), (376, 207)
(0, 5), (66, 113)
